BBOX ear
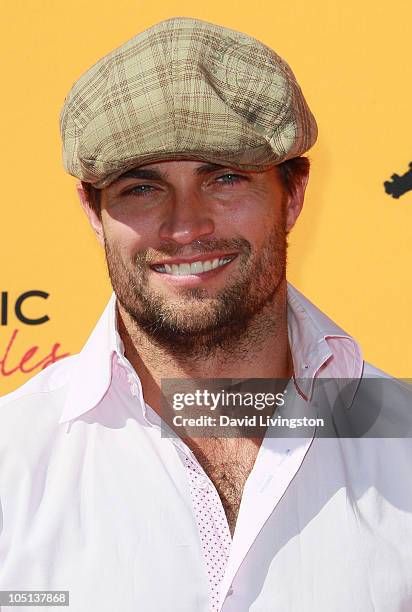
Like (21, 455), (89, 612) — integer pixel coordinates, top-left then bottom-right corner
(76, 182), (105, 247)
(285, 173), (309, 233)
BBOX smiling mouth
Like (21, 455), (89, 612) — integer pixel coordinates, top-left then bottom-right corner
(151, 255), (237, 276)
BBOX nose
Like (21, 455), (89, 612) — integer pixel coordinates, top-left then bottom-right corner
(159, 189), (215, 245)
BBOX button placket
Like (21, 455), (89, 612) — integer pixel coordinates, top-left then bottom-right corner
(183, 454), (231, 612)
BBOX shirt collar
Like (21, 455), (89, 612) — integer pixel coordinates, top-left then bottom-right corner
(59, 283), (363, 424)
(286, 284), (363, 399)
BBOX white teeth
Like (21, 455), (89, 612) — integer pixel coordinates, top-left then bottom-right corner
(154, 256), (235, 275)
(179, 263), (191, 275)
(190, 261), (204, 274)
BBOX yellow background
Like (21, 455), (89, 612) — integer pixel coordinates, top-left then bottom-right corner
(1, 0), (411, 395)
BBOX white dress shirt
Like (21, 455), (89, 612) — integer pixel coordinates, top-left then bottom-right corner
(1, 283), (412, 612)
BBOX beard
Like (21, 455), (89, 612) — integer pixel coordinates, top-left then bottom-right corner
(103, 220), (288, 360)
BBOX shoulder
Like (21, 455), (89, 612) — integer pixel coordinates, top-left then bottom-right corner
(314, 358), (412, 438)
(355, 360), (412, 437)
(362, 360), (393, 379)
(0, 355), (78, 443)
(0, 358), (81, 519)
(361, 359), (411, 394)
(0, 353), (77, 404)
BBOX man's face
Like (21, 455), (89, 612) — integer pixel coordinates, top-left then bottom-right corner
(89, 160), (303, 353)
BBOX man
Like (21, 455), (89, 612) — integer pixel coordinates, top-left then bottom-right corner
(1, 17), (412, 612)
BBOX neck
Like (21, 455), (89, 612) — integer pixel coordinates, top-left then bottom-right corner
(116, 280), (294, 415)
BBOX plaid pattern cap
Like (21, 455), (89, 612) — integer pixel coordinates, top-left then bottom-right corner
(60, 17), (318, 188)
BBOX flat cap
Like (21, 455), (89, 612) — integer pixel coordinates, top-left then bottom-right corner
(60, 17), (317, 188)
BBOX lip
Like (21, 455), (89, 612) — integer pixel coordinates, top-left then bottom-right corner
(150, 252), (239, 266)
(150, 254), (238, 285)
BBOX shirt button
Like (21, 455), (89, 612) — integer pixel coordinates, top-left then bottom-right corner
(197, 475), (209, 489)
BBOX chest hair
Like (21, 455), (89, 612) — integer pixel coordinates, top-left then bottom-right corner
(190, 437), (261, 536)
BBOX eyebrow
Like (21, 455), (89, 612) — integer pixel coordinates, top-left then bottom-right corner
(112, 163), (233, 185)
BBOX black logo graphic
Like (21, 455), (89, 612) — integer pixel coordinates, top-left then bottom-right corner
(384, 162), (412, 199)
(1, 291), (49, 326)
